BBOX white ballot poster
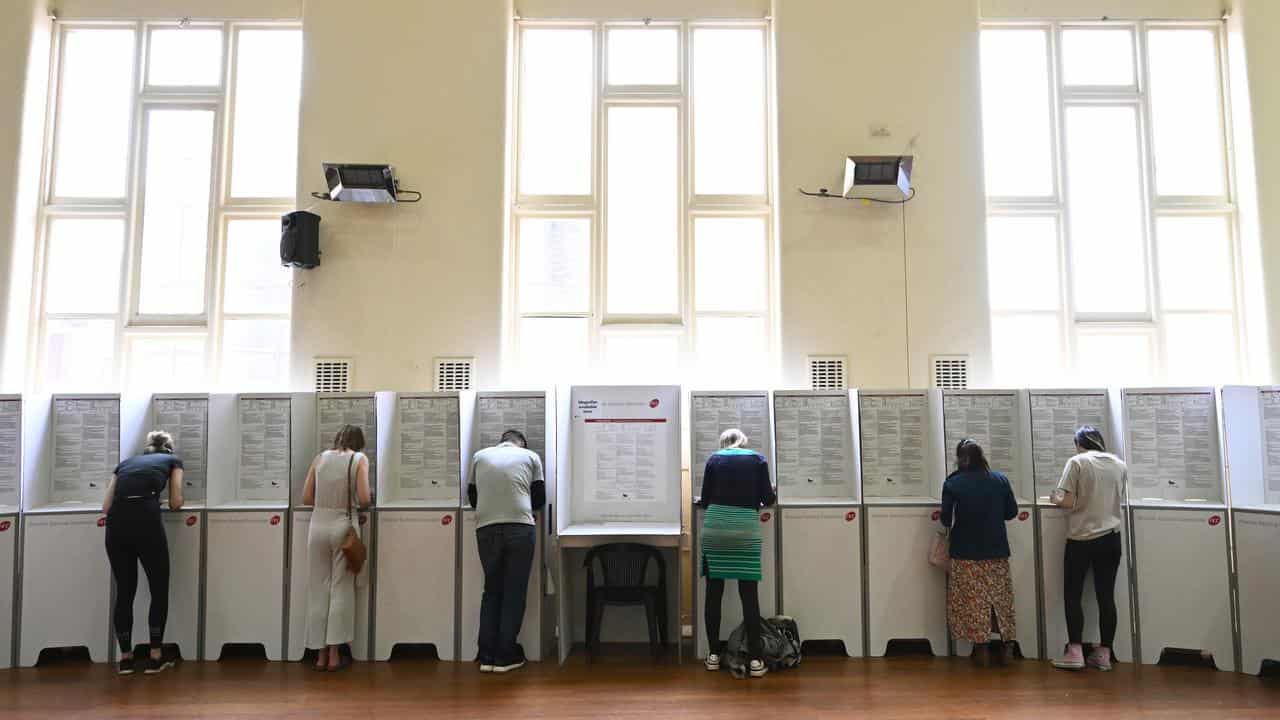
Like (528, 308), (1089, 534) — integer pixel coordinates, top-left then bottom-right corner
(860, 393), (929, 497)
(154, 398), (209, 491)
(318, 396), (378, 483)
(397, 396), (461, 499)
(570, 386), (679, 524)
(691, 394), (771, 498)
(1263, 391), (1280, 493)
(237, 397), (291, 499)
(944, 393), (1018, 477)
(52, 397), (120, 503)
(1030, 393), (1109, 498)
(476, 395), (546, 462)
(774, 393), (852, 495)
(0, 398), (20, 506)
(1125, 391), (1220, 501)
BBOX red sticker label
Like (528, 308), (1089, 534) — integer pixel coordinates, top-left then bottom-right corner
(931, 510), (941, 521)
(1018, 511), (1030, 522)
(97, 517), (107, 527)
(270, 515), (281, 526)
(0, 520), (10, 532)
(845, 511), (857, 522)
(185, 515), (198, 527)
(760, 512), (771, 523)
(649, 399), (660, 408)
(442, 514), (453, 526)
(1209, 515), (1222, 527)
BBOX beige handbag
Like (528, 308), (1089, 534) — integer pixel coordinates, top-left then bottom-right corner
(928, 503), (954, 573)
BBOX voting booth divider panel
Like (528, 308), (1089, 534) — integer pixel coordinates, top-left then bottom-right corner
(778, 506), (862, 657)
(865, 505), (948, 657)
(1233, 509), (1280, 675)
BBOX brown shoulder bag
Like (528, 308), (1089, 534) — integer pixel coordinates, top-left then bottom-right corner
(340, 453), (367, 574)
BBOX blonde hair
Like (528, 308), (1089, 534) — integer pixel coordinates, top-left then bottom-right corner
(719, 428), (748, 449)
(145, 430), (174, 454)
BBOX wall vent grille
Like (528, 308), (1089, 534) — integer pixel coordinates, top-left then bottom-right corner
(314, 358), (353, 393)
(808, 355), (848, 390)
(435, 357), (474, 391)
(931, 355), (970, 390)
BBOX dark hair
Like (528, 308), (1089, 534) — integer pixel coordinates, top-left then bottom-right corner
(332, 424), (366, 452)
(955, 438), (990, 474)
(501, 429), (527, 448)
(1075, 426), (1107, 453)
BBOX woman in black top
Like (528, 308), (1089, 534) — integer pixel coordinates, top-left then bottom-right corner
(695, 429), (776, 678)
(103, 430), (184, 676)
(940, 438), (1018, 667)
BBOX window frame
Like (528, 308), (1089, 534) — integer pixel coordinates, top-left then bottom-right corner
(982, 19), (1244, 385)
(505, 19), (777, 383)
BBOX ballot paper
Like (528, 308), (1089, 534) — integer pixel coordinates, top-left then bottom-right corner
(691, 394), (770, 497)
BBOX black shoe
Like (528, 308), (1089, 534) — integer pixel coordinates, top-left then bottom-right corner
(144, 655), (174, 675)
(117, 657), (135, 676)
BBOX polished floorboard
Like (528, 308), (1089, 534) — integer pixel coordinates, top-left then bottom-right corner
(0, 650), (1277, 719)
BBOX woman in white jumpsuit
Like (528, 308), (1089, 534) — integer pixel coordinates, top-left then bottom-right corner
(301, 424), (372, 671)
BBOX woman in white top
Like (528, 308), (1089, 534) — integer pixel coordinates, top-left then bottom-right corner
(1049, 425), (1127, 672)
(302, 424), (372, 671)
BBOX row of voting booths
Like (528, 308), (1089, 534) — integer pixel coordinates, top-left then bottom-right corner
(0, 385), (1275, 675)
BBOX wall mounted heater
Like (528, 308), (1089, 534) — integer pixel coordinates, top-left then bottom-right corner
(311, 163), (422, 203)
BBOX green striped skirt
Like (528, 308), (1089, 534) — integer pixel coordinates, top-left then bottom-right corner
(701, 504), (763, 581)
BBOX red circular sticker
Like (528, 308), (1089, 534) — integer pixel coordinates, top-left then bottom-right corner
(97, 517), (107, 527)
(442, 514), (453, 526)
(1018, 511), (1030, 522)
(185, 515), (198, 527)
(269, 515), (281, 526)
(1209, 515), (1222, 527)
(649, 399), (660, 408)
(759, 512), (771, 523)
(931, 510), (941, 521)
(0, 520), (10, 532)
(845, 511), (857, 522)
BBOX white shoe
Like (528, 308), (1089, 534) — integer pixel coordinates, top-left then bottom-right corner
(479, 664), (494, 673)
(704, 653), (720, 671)
(749, 659), (767, 678)
(493, 659), (526, 674)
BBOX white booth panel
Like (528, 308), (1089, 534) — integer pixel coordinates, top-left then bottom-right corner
(1132, 507), (1234, 670)
(858, 390), (946, 502)
(773, 391), (857, 502)
(779, 506), (862, 657)
(379, 394), (462, 507)
(1122, 388), (1223, 504)
(1028, 390), (1114, 503)
(373, 509), (457, 661)
(459, 510), (543, 662)
(690, 392), (773, 499)
(1235, 509), (1280, 675)
(130, 510), (201, 659)
(203, 511), (286, 661)
(288, 509), (371, 661)
(1039, 508), (1133, 662)
(150, 395), (210, 503)
(955, 506), (1039, 659)
(694, 507), (777, 659)
(942, 390), (1034, 503)
(0, 514), (17, 668)
(0, 396), (22, 512)
(20, 512), (111, 666)
(866, 505), (947, 657)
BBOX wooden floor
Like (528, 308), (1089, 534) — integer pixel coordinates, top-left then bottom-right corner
(0, 649), (1277, 719)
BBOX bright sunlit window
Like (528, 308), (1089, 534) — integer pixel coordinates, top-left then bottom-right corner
(36, 22), (301, 392)
(508, 21), (776, 388)
(980, 22), (1241, 387)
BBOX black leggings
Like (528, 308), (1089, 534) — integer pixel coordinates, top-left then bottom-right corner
(705, 578), (762, 658)
(105, 513), (170, 654)
(1064, 530), (1122, 648)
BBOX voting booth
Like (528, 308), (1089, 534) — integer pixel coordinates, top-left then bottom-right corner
(555, 386), (681, 662)
(1123, 387), (1233, 670)
(689, 391), (777, 659)
(1220, 386), (1280, 674)
(19, 394), (118, 666)
(0, 395), (20, 668)
(460, 391), (554, 663)
(287, 392), (377, 662)
(373, 391), (464, 662)
(859, 390), (947, 656)
(203, 393), (312, 661)
(771, 390), (861, 657)
(1028, 389), (1133, 662)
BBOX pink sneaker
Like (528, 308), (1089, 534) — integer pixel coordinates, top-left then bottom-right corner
(1087, 646), (1113, 671)
(1052, 643), (1085, 670)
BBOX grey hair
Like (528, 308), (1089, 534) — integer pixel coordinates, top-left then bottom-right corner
(719, 428), (748, 449)
(145, 430), (174, 454)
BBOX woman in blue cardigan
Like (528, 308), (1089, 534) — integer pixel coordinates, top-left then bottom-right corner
(940, 438), (1019, 667)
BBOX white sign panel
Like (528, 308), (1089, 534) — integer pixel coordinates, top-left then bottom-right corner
(774, 392), (855, 500)
(860, 393), (929, 497)
(691, 393), (771, 499)
(52, 397), (120, 503)
(154, 397), (209, 492)
(318, 396), (378, 483)
(238, 397), (291, 500)
(0, 398), (20, 506)
(943, 392), (1018, 476)
(476, 395), (546, 462)
(396, 395), (460, 500)
(1125, 390), (1221, 502)
(1030, 392), (1109, 498)
(1263, 390), (1280, 494)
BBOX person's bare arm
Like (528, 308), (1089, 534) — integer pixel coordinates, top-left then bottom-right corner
(356, 455), (372, 507)
(168, 468), (184, 510)
(302, 457), (318, 506)
(1051, 489), (1077, 509)
(102, 475), (117, 514)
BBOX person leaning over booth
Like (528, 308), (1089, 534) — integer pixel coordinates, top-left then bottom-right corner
(301, 424), (372, 672)
(467, 429), (545, 674)
(940, 438), (1019, 667)
(1050, 426), (1127, 672)
(103, 430), (184, 676)
(696, 428), (776, 679)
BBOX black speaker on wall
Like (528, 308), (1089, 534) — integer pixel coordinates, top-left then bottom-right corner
(280, 210), (321, 269)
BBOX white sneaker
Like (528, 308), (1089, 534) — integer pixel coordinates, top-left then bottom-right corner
(493, 659), (526, 674)
(479, 664), (494, 673)
(749, 659), (767, 678)
(704, 653), (720, 671)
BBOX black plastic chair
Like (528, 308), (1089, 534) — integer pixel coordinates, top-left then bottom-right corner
(583, 543), (669, 656)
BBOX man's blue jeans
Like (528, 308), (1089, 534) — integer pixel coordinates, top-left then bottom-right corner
(476, 522), (536, 665)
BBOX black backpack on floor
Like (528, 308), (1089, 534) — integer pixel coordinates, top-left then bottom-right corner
(724, 615), (802, 679)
